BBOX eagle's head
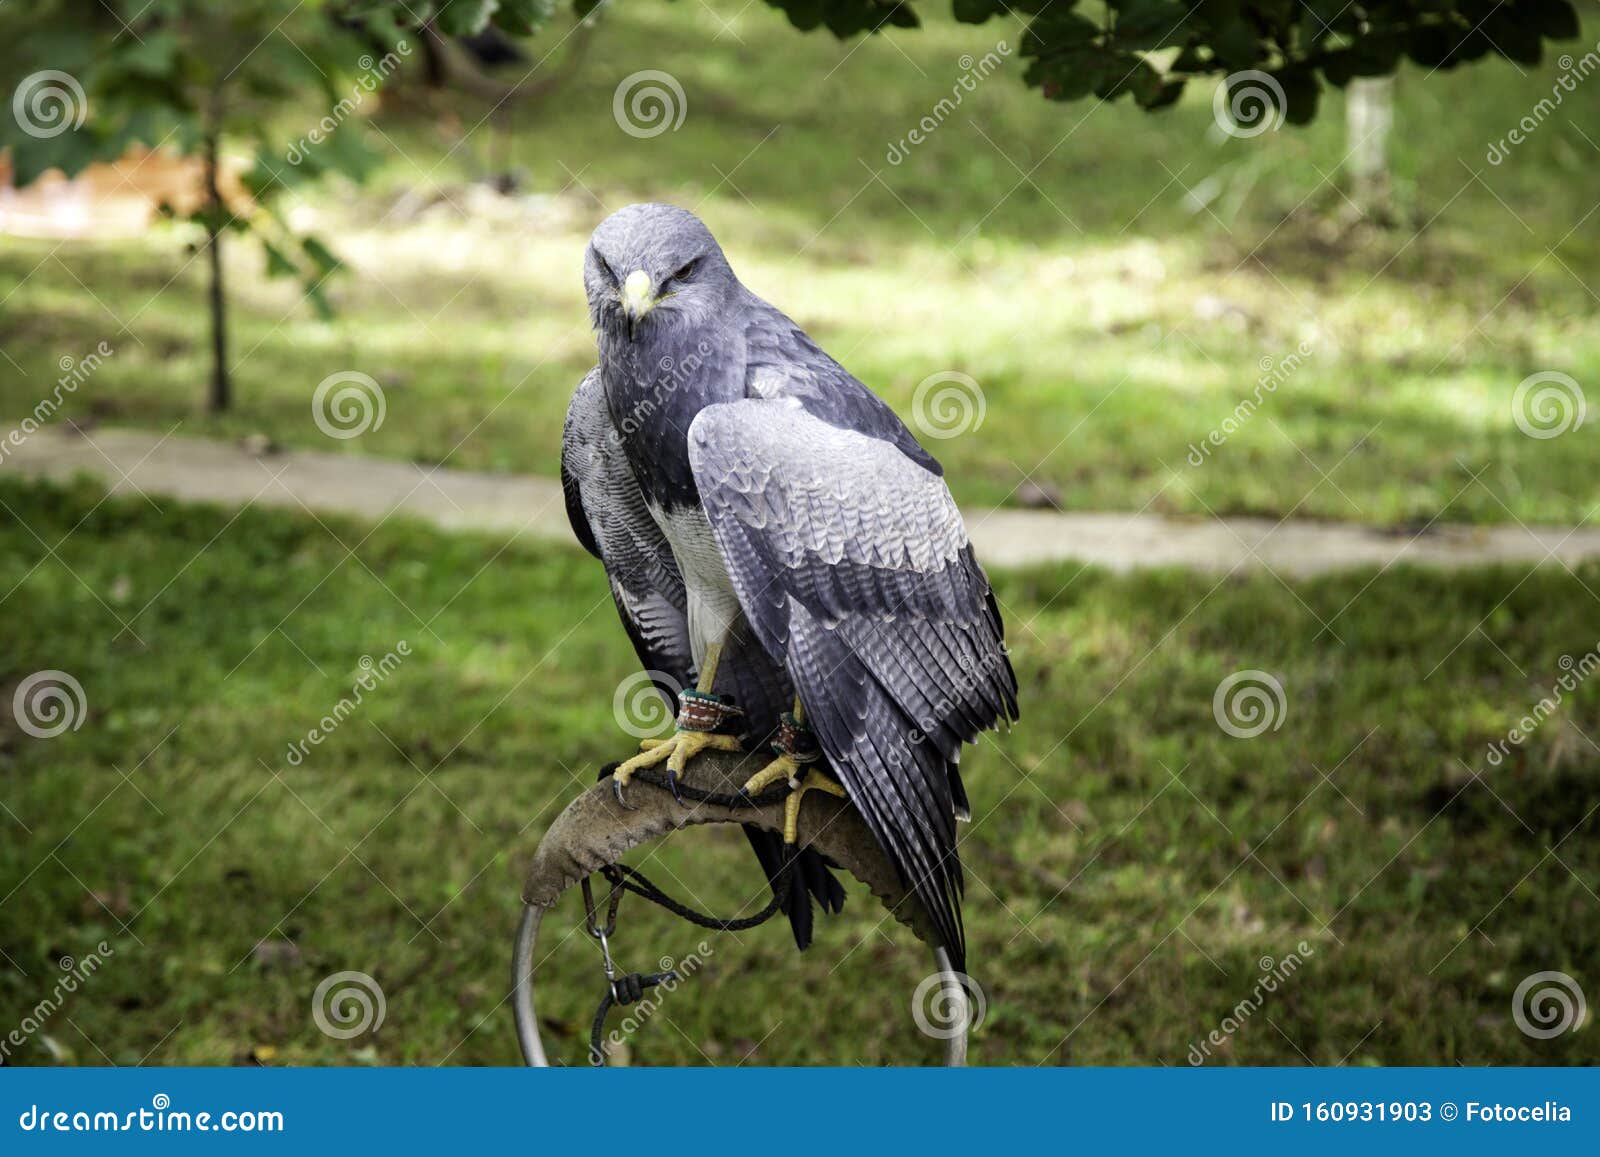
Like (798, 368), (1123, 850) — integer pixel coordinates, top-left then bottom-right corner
(584, 203), (737, 341)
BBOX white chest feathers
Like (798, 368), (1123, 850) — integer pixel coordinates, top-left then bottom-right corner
(649, 502), (742, 663)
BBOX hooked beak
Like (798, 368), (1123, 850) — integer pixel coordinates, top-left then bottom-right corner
(620, 269), (657, 335)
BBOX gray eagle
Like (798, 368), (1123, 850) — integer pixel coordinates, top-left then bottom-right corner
(561, 203), (1017, 969)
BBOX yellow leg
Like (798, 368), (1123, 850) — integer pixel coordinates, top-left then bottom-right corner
(780, 768), (847, 845)
(740, 753), (800, 796)
(611, 640), (739, 806)
(694, 641), (724, 695)
(739, 697), (809, 796)
(613, 728), (741, 786)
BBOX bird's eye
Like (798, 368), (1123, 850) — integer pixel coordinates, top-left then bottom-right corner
(671, 258), (701, 284)
(593, 252), (618, 286)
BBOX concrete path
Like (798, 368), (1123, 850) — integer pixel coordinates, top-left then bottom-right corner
(5, 426), (1598, 576)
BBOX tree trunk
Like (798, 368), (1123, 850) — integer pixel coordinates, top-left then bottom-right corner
(202, 98), (230, 413)
(1345, 76), (1395, 225)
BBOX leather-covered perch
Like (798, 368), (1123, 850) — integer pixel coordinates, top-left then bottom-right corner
(513, 746), (971, 1065)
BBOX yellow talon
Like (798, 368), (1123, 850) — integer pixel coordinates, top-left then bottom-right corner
(610, 729), (742, 806)
(783, 769), (847, 845)
(740, 754), (801, 796)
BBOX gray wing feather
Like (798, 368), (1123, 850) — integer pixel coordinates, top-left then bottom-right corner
(564, 371), (843, 949)
(562, 368), (693, 676)
(688, 396), (1018, 968)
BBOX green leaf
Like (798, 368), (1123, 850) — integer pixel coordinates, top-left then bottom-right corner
(116, 32), (182, 79)
(1404, 24), (1458, 69)
(1346, 32), (1400, 77)
(1516, 0), (1580, 40)
(1484, 10), (1544, 65)
(1024, 10), (1101, 54)
(301, 235), (343, 277)
(1136, 74), (1185, 110)
(1275, 64), (1318, 125)
(262, 239), (300, 280)
(303, 277), (336, 322)
(493, 0), (555, 34)
(952, 0), (1000, 24)
(437, 0), (501, 36)
(1212, 20), (1260, 70)
(1114, 0), (1191, 51)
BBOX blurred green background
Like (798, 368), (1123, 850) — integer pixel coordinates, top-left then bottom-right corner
(2, 0), (1598, 1065)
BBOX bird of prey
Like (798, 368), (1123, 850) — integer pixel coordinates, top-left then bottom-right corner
(561, 203), (1018, 969)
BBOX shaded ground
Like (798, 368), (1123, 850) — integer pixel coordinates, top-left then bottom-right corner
(2, 3), (1599, 523)
(2, 478), (1597, 1065)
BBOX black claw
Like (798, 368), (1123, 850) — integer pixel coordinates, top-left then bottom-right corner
(612, 776), (637, 811)
(663, 768), (686, 805)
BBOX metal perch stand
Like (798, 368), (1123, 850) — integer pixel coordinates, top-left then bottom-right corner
(513, 747), (971, 1066)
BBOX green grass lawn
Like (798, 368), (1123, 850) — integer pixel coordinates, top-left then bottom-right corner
(3, 2), (1600, 524)
(2, 477), (1597, 1065)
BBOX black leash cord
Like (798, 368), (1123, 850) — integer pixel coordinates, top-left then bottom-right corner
(588, 970), (676, 1066)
